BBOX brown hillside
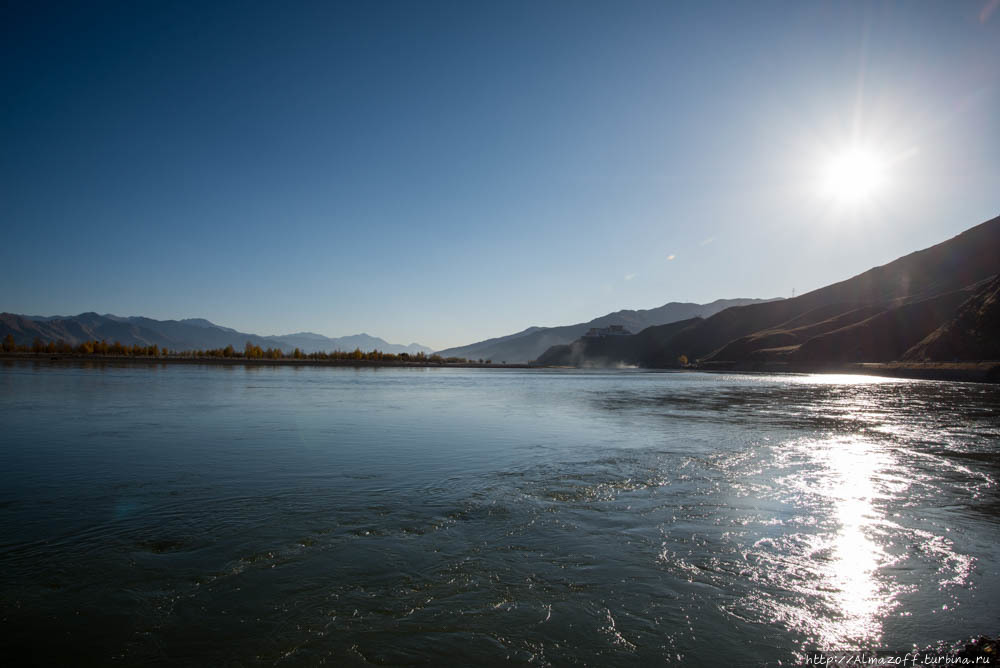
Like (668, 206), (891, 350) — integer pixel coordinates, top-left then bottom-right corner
(705, 304), (885, 362)
(903, 275), (1000, 361)
(639, 215), (1000, 366)
(791, 289), (974, 364)
(535, 214), (1000, 368)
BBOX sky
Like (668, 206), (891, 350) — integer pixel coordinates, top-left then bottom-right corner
(2, 1), (999, 350)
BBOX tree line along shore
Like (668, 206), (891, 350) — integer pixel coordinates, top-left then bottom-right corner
(2, 335), (996, 380)
(0, 335), (511, 366)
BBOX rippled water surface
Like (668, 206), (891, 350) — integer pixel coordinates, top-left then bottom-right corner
(1, 362), (998, 665)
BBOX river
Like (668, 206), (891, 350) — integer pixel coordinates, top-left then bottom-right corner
(1, 362), (997, 665)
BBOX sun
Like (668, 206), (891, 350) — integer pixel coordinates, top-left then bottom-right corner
(821, 147), (888, 204)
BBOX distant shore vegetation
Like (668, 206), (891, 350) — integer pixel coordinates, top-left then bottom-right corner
(3, 335), (168, 357)
(1, 334), (483, 364)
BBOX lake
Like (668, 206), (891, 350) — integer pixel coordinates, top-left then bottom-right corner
(1, 361), (998, 665)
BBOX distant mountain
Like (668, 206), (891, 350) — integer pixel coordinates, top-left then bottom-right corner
(260, 331), (430, 355)
(0, 312), (431, 355)
(435, 298), (782, 363)
(537, 214), (1000, 368)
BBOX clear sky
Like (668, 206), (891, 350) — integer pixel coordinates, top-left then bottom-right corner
(2, 1), (998, 350)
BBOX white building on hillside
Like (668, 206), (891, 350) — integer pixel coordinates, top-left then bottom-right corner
(583, 325), (631, 338)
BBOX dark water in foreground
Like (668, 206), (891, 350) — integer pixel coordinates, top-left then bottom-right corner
(1, 362), (998, 666)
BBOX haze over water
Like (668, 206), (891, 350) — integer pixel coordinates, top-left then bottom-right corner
(1, 362), (998, 665)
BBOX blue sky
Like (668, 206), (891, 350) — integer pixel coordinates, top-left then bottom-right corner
(2, 1), (998, 349)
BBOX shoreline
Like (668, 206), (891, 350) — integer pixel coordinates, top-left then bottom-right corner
(695, 360), (1000, 384)
(2, 353), (998, 382)
(845, 361), (1000, 383)
(0, 352), (534, 369)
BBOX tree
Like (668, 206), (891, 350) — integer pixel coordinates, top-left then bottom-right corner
(32, 337), (44, 354)
(2, 334), (15, 352)
(677, 354), (689, 366)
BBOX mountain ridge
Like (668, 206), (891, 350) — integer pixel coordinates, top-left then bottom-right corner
(435, 297), (782, 363)
(536, 214), (1000, 368)
(0, 313), (431, 355)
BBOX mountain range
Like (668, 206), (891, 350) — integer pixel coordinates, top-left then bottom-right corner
(434, 298), (782, 363)
(537, 214), (1000, 368)
(0, 313), (432, 355)
(6, 215), (997, 368)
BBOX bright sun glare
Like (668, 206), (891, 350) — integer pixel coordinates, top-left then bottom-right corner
(821, 147), (888, 205)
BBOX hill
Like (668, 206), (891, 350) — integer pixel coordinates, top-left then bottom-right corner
(536, 214), (1000, 368)
(903, 275), (1000, 362)
(536, 318), (704, 367)
(0, 313), (431, 355)
(436, 298), (781, 364)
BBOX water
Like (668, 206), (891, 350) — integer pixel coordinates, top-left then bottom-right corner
(1, 362), (998, 666)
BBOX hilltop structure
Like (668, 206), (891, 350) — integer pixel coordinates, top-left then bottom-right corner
(583, 325), (631, 337)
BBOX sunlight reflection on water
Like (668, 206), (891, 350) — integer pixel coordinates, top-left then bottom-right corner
(821, 437), (895, 647)
(746, 422), (981, 656)
(786, 374), (912, 386)
(735, 434), (909, 654)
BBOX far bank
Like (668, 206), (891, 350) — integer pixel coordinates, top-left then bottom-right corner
(3, 353), (999, 383)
